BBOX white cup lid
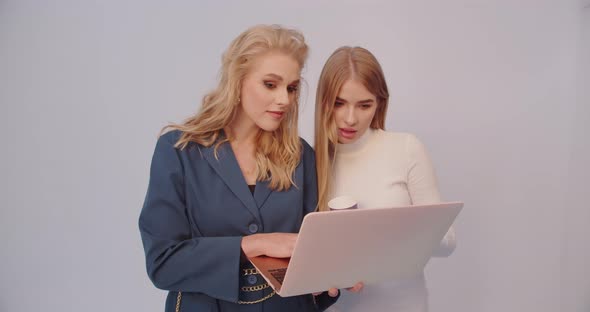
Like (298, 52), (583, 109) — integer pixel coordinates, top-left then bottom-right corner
(328, 195), (357, 210)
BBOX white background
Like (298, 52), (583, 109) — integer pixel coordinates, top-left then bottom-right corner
(1, 1), (588, 311)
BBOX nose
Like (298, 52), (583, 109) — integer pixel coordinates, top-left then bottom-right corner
(344, 105), (357, 126)
(276, 89), (290, 107)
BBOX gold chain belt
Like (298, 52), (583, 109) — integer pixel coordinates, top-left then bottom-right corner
(242, 268), (258, 275)
(237, 290), (276, 305)
(238, 267), (275, 304)
(174, 268), (275, 311)
(241, 283), (270, 292)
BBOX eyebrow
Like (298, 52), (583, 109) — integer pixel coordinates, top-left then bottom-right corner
(335, 97), (375, 104)
(264, 73), (300, 84)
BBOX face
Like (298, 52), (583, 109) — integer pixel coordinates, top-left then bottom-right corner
(238, 51), (301, 132)
(333, 79), (378, 144)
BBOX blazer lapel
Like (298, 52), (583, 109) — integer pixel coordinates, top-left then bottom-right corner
(200, 143), (261, 220)
(254, 179), (272, 209)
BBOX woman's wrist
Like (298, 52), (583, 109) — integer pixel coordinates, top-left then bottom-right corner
(241, 234), (263, 257)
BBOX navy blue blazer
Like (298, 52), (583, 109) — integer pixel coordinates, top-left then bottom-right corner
(139, 130), (336, 312)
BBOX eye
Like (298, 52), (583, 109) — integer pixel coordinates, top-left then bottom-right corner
(334, 101), (344, 107)
(360, 103), (373, 109)
(264, 81), (276, 89)
(287, 85), (299, 93)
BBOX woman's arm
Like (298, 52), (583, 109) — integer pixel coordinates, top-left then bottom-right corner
(139, 132), (243, 302)
(406, 134), (457, 257)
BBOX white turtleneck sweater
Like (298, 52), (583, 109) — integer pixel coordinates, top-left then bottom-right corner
(327, 128), (456, 312)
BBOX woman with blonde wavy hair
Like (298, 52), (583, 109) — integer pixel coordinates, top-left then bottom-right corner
(315, 46), (457, 312)
(139, 25), (340, 312)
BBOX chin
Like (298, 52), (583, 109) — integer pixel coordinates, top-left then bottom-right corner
(257, 121), (282, 132)
(338, 136), (358, 144)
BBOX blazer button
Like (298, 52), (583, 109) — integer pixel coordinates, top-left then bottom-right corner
(247, 275), (257, 285)
(248, 223), (259, 234)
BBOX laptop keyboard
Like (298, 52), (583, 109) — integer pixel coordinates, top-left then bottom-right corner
(268, 268), (287, 284)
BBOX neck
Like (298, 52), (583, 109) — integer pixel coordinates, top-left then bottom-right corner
(337, 128), (375, 154)
(226, 110), (258, 147)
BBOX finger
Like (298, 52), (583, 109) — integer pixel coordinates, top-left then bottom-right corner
(346, 282), (364, 292)
(328, 288), (339, 297)
(353, 282), (364, 292)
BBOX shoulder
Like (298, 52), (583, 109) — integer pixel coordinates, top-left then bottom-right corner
(299, 137), (314, 156)
(299, 137), (316, 168)
(148, 130), (186, 174)
(372, 130), (429, 156)
(372, 129), (421, 147)
(156, 129), (205, 154)
(158, 129), (182, 145)
(152, 129), (196, 163)
(374, 129), (413, 141)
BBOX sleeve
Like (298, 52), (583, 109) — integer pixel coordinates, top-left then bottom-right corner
(138, 132), (242, 302)
(405, 134), (456, 257)
(301, 139), (319, 215)
(315, 292), (340, 311)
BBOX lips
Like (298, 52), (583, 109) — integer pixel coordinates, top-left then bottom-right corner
(267, 111), (285, 119)
(339, 128), (357, 139)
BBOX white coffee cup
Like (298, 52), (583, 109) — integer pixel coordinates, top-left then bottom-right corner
(328, 195), (358, 211)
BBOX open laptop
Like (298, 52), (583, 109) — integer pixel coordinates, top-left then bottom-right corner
(248, 201), (463, 297)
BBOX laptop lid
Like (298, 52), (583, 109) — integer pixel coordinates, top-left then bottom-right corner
(250, 201), (463, 297)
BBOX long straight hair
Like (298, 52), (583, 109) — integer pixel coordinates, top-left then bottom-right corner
(314, 46), (389, 210)
(164, 25), (308, 191)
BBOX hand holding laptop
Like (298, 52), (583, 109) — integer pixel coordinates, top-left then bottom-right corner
(242, 196), (360, 260)
(313, 282), (364, 296)
(242, 230), (363, 297)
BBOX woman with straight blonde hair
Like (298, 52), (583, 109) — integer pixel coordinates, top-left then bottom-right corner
(315, 46), (456, 312)
(139, 25), (340, 312)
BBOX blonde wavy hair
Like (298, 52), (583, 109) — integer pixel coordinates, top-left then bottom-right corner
(314, 46), (389, 210)
(164, 25), (308, 191)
